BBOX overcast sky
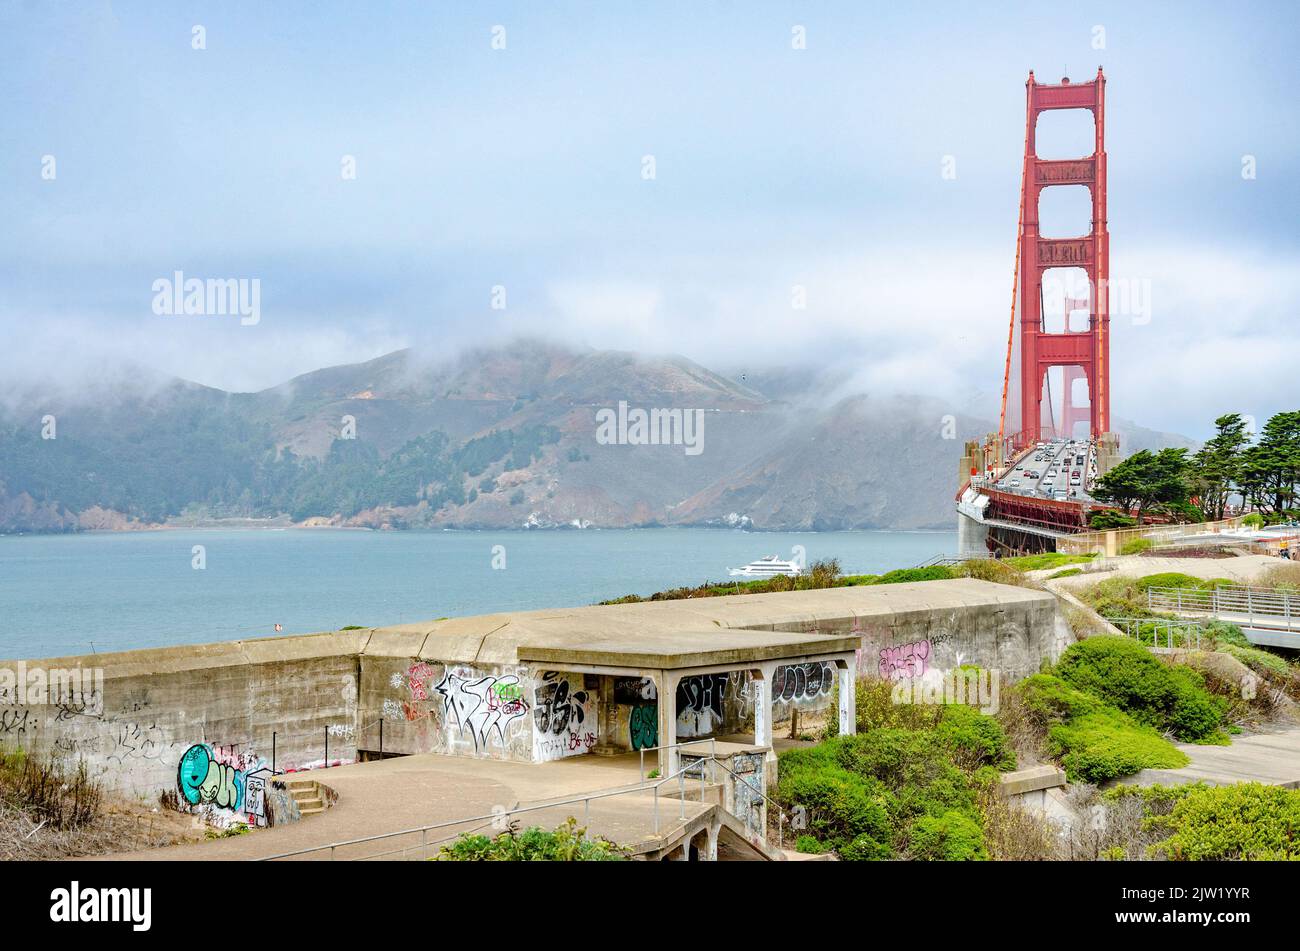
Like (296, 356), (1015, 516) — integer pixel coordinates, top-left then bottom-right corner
(2, 1), (1297, 438)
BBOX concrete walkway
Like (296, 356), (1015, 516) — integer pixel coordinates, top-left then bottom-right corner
(1043, 553), (1281, 589)
(99, 751), (712, 861)
(1127, 728), (1300, 789)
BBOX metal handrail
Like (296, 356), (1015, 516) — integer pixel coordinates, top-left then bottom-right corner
(638, 737), (717, 780)
(681, 747), (792, 851)
(1108, 616), (1208, 650)
(1146, 585), (1298, 626)
(258, 755), (717, 862)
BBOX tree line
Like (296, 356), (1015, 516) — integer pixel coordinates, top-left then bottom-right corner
(1091, 411), (1300, 526)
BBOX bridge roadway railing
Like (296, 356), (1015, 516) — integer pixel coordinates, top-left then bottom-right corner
(1147, 585), (1298, 628)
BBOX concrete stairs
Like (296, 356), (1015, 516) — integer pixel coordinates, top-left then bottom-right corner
(279, 777), (334, 818)
(714, 809), (786, 861)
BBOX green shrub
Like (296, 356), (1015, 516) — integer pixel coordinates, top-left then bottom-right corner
(1050, 709), (1190, 783)
(906, 810), (988, 861)
(1242, 513), (1265, 528)
(1018, 673), (1189, 783)
(829, 676), (943, 738)
(775, 749), (892, 853)
(434, 818), (627, 861)
(1120, 538), (1154, 555)
(1148, 783), (1300, 860)
(205, 823), (250, 840)
(1004, 552), (1098, 571)
(1090, 511), (1138, 529)
(1220, 643), (1292, 678)
(837, 832), (892, 861)
(870, 566), (956, 584)
(1048, 568), (1083, 579)
(777, 728), (990, 859)
(956, 559), (1036, 587)
(1082, 576), (1166, 619)
(1053, 636), (1227, 741)
(1132, 571), (1203, 591)
(934, 702), (1017, 771)
(794, 834), (827, 854)
(833, 730), (977, 821)
(838, 574), (878, 586)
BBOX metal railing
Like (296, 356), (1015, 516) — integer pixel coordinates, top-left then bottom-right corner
(1108, 616), (1210, 651)
(636, 738), (717, 781)
(680, 747), (791, 851)
(1057, 516), (1249, 555)
(258, 754), (719, 862)
(258, 736), (805, 861)
(1147, 585), (1299, 628)
(913, 552), (993, 568)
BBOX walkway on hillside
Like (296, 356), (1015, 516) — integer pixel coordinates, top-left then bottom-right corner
(1126, 727), (1300, 789)
(96, 751), (715, 861)
(1042, 553), (1281, 588)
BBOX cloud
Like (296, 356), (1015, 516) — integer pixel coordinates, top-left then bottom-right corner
(0, 239), (1293, 444)
(0, 316), (407, 398)
(539, 239), (1297, 438)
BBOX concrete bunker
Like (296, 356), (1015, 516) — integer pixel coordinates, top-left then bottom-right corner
(1, 578), (1065, 830)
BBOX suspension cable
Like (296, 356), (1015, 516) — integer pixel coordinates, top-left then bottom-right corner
(997, 91), (1032, 469)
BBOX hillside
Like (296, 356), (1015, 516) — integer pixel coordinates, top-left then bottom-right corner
(0, 341), (1192, 533)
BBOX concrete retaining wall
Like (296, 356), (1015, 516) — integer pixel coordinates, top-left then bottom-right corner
(0, 633), (366, 828)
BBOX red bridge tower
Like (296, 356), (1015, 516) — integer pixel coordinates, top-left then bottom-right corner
(1018, 69), (1109, 446)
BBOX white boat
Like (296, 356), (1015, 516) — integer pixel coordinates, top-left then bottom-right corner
(728, 555), (802, 578)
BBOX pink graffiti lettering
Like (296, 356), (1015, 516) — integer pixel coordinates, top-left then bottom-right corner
(407, 662), (437, 701)
(879, 640), (931, 681)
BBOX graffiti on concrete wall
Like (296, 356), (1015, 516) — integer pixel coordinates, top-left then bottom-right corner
(386, 661), (441, 723)
(435, 667), (531, 755)
(770, 662), (835, 706)
(612, 677), (658, 751)
(674, 671), (755, 738)
(2, 655), (358, 810)
(879, 640), (931, 681)
(177, 743), (272, 827)
(730, 751), (766, 838)
(628, 704), (658, 750)
(613, 677), (657, 703)
(0, 709), (37, 738)
(676, 674), (726, 738)
(533, 671), (596, 761)
(378, 660), (535, 759)
(107, 721), (171, 765)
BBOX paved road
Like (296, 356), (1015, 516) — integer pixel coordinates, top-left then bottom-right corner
(994, 438), (1095, 503)
(1127, 728), (1300, 789)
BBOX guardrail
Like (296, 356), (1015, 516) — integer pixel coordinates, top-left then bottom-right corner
(913, 553), (992, 568)
(1108, 616), (1210, 651)
(637, 738), (716, 780)
(1057, 516), (1249, 555)
(1147, 585), (1299, 625)
(678, 745), (794, 851)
